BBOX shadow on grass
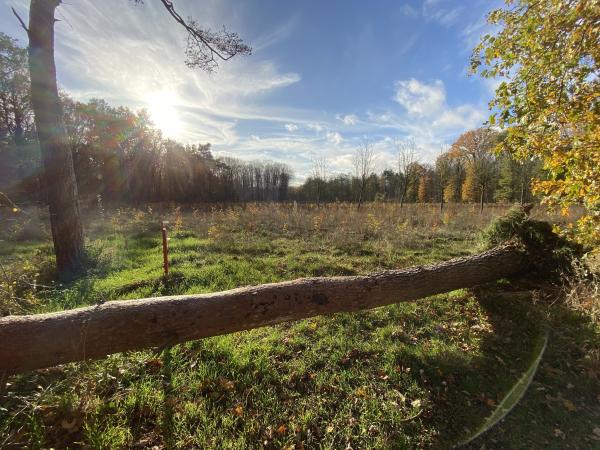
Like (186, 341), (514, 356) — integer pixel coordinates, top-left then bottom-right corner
(436, 283), (600, 450)
(161, 347), (176, 450)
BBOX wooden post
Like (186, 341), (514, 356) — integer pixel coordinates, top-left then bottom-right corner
(162, 221), (169, 276)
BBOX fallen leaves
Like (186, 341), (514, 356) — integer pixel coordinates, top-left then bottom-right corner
(554, 428), (566, 439)
(355, 387), (368, 398)
(561, 399), (577, 412)
(218, 377), (235, 391)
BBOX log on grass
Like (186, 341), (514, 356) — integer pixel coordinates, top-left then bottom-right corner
(0, 243), (528, 374)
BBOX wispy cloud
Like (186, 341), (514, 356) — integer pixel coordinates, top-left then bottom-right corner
(51, 0), (301, 145)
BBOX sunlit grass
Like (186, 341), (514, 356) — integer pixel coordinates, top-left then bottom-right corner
(0, 203), (597, 449)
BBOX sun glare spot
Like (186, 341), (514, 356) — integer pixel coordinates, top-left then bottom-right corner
(145, 91), (183, 139)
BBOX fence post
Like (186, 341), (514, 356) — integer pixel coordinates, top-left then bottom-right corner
(162, 221), (169, 276)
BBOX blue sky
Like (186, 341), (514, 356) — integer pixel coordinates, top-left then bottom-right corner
(2, 0), (501, 183)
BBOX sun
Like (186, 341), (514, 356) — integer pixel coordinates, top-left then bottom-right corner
(145, 91), (184, 139)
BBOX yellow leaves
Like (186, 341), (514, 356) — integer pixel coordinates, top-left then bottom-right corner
(144, 358), (163, 373)
(484, 397), (496, 407)
(231, 405), (244, 416)
(562, 399), (577, 412)
(355, 387), (368, 398)
(218, 377), (235, 391)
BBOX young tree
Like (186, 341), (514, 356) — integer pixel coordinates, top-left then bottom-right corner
(16, 0), (251, 275)
(396, 139), (419, 208)
(417, 166), (434, 204)
(311, 155), (327, 207)
(471, 0), (599, 244)
(450, 128), (498, 212)
(434, 149), (452, 211)
(353, 140), (375, 210)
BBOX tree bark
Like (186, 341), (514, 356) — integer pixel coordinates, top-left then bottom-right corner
(357, 177), (365, 210)
(479, 185), (485, 213)
(28, 0), (85, 275)
(0, 243), (528, 374)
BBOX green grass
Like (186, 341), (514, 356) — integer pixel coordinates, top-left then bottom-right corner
(0, 204), (598, 449)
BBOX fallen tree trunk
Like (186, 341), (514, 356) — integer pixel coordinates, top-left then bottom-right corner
(0, 243), (527, 374)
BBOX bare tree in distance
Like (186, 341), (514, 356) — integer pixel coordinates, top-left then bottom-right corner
(14, 0), (251, 276)
(396, 139), (419, 209)
(311, 154), (327, 208)
(353, 140), (375, 210)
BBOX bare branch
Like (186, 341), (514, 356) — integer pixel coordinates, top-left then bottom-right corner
(156, 0), (252, 72)
(11, 7), (29, 34)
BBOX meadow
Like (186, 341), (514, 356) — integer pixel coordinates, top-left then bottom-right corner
(0, 202), (598, 449)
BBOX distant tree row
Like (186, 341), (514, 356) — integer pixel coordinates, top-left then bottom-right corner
(293, 129), (542, 210)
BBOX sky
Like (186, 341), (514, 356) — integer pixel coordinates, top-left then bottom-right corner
(2, 0), (501, 183)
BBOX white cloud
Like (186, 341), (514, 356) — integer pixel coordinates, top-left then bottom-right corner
(326, 131), (343, 145)
(284, 123), (299, 132)
(338, 114), (358, 125)
(307, 123), (325, 132)
(359, 77), (487, 162)
(432, 105), (486, 129)
(393, 79), (446, 116)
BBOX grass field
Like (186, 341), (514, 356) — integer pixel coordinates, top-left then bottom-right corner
(0, 203), (598, 449)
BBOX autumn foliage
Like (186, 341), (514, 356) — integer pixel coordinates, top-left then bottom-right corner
(471, 0), (600, 245)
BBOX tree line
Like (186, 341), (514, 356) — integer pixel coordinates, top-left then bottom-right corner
(293, 129), (542, 211)
(2, 30), (541, 213)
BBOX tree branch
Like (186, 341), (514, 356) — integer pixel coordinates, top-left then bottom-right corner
(11, 7), (29, 35)
(156, 0), (251, 71)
